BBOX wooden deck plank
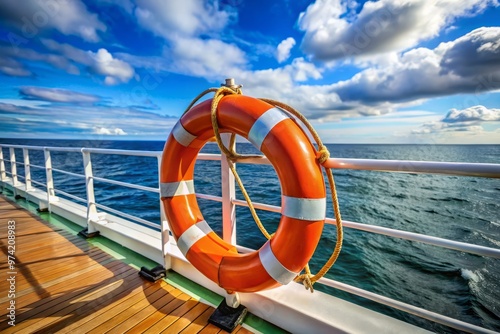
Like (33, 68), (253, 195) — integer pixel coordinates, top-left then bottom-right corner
(161, 302), (211, 334)
(105, 285), (181, 333)
(0, 196), (247, 333)
(143, 298), (200, 334)
(0, 263), (137, 332)
(0, 257), (123, 309)
(180, 307), (215, 334)
(198, 323), (223, 334)
(83, 283), (174, 334)
(126, 292), (192, 333)
(25, 275), (152, 334)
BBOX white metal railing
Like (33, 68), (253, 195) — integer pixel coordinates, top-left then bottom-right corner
(1, 143), (499, 333)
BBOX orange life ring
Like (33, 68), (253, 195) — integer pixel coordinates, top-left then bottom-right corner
(160, 95), (326, 293)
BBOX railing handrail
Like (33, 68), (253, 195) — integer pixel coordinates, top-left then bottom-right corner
(3, 143), (499, 177)
(231, 199), (500, 259)
(235, 155), (500, 178)
(1, 142), (499, 334)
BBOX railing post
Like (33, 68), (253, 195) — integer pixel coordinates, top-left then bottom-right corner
(44, 148), (55, 212)
(82, 149), (99, 234)
(158, 153), (171, 269)
(9, 148), (18, 197)
(220, 134), (237, 244)
(0, 146), (6, 183)
(23, 148), (32, 192)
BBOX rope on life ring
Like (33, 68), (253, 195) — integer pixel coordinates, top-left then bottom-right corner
(160, 83), (343, 293)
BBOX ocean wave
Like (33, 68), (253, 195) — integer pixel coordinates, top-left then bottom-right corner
(461, 268), (483, 283)
(429, 196), (468, 203)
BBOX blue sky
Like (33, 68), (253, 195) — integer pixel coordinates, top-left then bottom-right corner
(0, 0), (499, 143)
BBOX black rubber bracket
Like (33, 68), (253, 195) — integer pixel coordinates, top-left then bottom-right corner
(208, 299), (247, 332)
(78, 228), (100, 239)
(139, 265), (166, 282)
(14, 194), (25, 200)
(37, 207), (49, 213)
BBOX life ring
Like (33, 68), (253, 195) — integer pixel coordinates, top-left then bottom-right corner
(160, 95), (326, 293)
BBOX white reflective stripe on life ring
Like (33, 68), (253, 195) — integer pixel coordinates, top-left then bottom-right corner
(160, 180), (195, 197)
(172, 121), (197, 147)
(282, 196), (326, 221)
(259, 241), (298, 285)
(248, 107), (289, 150)
(176, 220), (212, 257)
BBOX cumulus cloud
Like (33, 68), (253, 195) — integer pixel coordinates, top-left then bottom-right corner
(93, 126), (127, 135)
(227, 27), (500, 122)
(413, 105), (499, 135)
(135, 0), (232, 40)
(299, 0), (499, 61)
(39, 40), (135, 85)
(19, 86), (100, 103)
(330, 27), (500, 104)
(132, 0), (246, 79)
(440, 27), (500, 77)
(443, 106), (500, 123)
(88, 49), (135, 85)
(276, 37), (296, 63)
(0, 0), (106, 42)
(168, 37), (246, 80)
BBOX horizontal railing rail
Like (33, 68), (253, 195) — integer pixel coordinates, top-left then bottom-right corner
(91, 175), (159, 193)
(93, 202), (160, 229)
(236, 155), (500, 178)
(1, 143), (498, 334)
(81, 147), (162, 157)
(232, 199), (500, 259)
(29, 179), (46, 188)
(51, 168), (85, 178)
(54, 188), (87, 204)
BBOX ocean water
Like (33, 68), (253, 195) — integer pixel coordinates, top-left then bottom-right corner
(1, 138), (499, 333)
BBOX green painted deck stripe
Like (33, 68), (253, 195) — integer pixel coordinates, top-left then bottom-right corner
(1, 189), (287, 333)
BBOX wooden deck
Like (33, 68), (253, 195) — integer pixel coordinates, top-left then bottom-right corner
(0, 196), (252, 333)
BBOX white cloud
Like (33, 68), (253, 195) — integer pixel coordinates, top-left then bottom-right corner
(48, 0), (107, 42)
(0, 44), (80, 76)
(0, 0), (106, 42)
(41, 39), (92, 65)
(131, 0), (245, 80)
(0, 57), (31, 76)
(168, 37), (247, 80)
(413, 105), (500, 135)
(88, 49), (135, 85)
(19, 86), (100, 103)
(233, 27), (500, 122)
(299, 0), (499, 60)
(330, 27), (500, 104)
(135, 0), (232, 40)
(1, 40), (135, 85)
(93, 127), (127, 135)
(276, 37), (296, 63)
(443, 106), (500, 123)
(39, 40), (135, 85)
